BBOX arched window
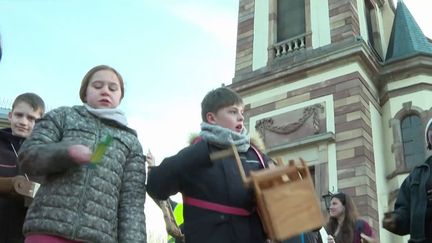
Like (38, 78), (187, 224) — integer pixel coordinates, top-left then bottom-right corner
(364, 0), (383, 60)
(401, 115), (424, 170)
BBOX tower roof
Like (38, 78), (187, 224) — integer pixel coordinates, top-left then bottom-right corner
(385, 1), (432, 62)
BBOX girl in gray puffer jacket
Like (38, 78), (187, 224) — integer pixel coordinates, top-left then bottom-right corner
(18, 65), (147, 243)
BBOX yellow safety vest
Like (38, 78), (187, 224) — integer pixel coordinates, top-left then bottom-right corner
(167, 203), (183, 243)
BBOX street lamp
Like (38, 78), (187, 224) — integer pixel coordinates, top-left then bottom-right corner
(322, 191), (334, 211)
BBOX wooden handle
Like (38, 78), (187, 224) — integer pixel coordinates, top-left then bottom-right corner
(0, 176), (39, 198)
(209, 145), (251, 187)
(231, 144), (251, 186)
(159, 200), (184, 240)
(0, 177), (15, 194)
(209, 149), (235, 161)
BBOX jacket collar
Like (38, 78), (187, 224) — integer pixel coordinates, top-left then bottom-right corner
(0, 128), (24, 147)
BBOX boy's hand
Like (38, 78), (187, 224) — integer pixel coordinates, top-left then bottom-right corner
(68, 145), (92, 164)
(382, 212), (397, 231)
(327, 235), (336, 243)
(360, 233), (377, 243)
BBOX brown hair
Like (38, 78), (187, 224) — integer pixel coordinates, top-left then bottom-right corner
(12, 92), (45, 116)
(79, 65), (124, 103)
(201, 87), (243, 122)
(326, 192), (359, 242)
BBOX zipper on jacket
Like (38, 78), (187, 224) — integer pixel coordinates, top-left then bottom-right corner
(71, 120), (101, 239)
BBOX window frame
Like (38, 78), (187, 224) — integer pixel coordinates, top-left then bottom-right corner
(363, 0), (383, 60)
(387, 102), (429, 179)
(268, 0), (312, 61)
(400, 114), (425, 170)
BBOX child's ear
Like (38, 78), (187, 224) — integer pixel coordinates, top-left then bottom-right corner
(206, 112), (217, 124)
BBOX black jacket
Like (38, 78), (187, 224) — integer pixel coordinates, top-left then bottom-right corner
(389, 156), (432, 243)
(0, 128), (23, 177)
(0, 128), (26, 242)
(147, 140), (270, 243)
(282, 231), (322, 243)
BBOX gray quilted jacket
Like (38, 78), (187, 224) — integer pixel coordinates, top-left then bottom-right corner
(18, 105), (147, 243)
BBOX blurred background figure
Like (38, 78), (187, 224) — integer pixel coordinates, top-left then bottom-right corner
(325, 192), (376, 243)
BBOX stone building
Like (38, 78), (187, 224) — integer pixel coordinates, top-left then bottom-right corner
(0, 107), (10, 129)
(228, 0), (432, 242)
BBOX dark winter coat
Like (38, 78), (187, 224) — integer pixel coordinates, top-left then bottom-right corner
(0, 128), (26, 242)
(282, 230), (322, 243)
(0, 128), (22, 177)
(18, 105), (147, 243)
(387, 156), (432, 243)
(147, 139), (270, 243)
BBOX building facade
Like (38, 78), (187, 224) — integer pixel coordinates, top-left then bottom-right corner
(0, 107), (10, 129)
(228, 0), (432, 242)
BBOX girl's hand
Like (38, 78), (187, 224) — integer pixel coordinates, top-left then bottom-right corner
(68, 144), (92, 164)
(360, 233), (377, 243)
(146, 150), (155, 166)
(327, 235), (336, 243)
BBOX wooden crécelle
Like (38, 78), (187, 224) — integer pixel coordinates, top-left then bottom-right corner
(0, 175), (40, 198)
(210, 144), (325, 241)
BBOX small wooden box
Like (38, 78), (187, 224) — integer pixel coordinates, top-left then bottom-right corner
(0, 175), (39, 198)
(211, 145), (325, 241)
(249, 160), (325, 241)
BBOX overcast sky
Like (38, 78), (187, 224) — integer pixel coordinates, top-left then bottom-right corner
(0, 0), (238, 163)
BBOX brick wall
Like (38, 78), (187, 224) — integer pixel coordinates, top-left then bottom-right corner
(235, 0), (255, 75)
(244, 71), (380, 229)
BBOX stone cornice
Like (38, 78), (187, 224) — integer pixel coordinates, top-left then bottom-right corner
(266, 132), (335, 154)
(379, 54), (432, 83)
(230, 38), (382, 94)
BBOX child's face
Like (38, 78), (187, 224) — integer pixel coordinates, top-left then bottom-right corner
(85, 69), (122, 109)
(207, 104), (244, 133)
(8, 102), (42, 138)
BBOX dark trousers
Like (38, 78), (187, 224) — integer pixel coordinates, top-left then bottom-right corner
(0, 198), (26, 243)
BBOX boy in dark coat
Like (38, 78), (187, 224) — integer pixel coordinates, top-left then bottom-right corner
(147, 87), (272, 243)
(383, 118), (432, 243)
(0, 92), (45, 243)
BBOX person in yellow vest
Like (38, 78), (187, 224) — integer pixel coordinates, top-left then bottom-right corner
(167, 199), (184, 243)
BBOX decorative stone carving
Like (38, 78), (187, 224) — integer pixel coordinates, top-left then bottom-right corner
(255, 103), (325, 147)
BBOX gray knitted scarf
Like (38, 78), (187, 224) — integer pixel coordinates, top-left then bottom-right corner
(199, 122), (250, 152)
(84, 104), (128, 126)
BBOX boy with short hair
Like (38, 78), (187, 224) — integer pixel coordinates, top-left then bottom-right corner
(147, 87), (272, 243)
(0, 92), (45, 243)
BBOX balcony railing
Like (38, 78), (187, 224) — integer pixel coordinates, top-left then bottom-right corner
(271, 33), (307, 58)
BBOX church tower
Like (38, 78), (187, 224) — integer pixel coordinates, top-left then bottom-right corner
(228, 1), (432, 242)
